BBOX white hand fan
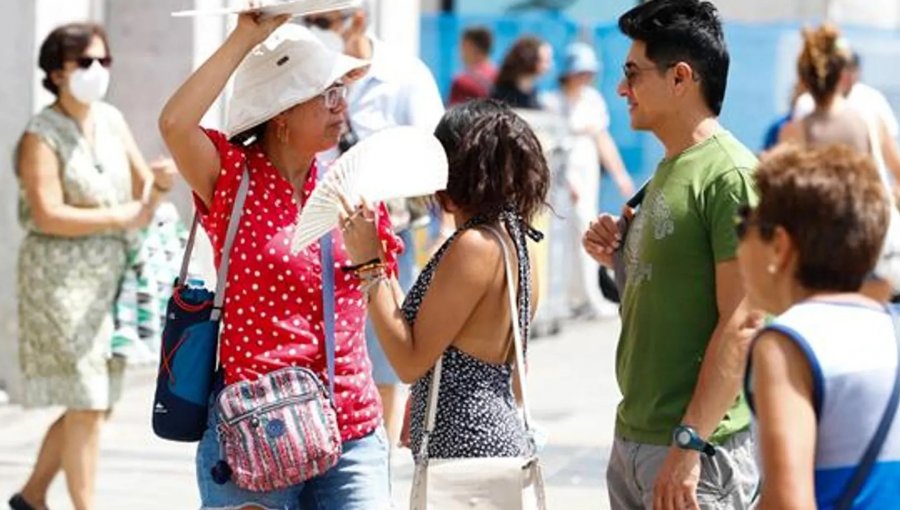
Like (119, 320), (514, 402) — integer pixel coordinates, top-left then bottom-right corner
(172, 0), (360, 18)
(290, 126), (448, 254)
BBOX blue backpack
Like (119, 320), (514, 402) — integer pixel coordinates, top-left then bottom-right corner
(151, 169), (250, 442)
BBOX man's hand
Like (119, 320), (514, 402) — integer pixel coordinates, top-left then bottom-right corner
(653, 447), (701, 510)
(582, 208), (633, 267)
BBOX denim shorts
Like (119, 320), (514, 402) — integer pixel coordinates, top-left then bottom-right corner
(196, 396), (391, 510)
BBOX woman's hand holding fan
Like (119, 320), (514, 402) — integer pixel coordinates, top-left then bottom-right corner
(290, 126), (448, 254)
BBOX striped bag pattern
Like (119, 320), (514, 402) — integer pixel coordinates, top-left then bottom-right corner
(215, 367), (341, 492)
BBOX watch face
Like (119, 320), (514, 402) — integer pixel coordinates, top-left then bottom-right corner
(676, 430), (691, 446)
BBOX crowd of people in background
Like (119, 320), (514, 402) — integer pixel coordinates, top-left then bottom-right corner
(7, 0), (900, 509)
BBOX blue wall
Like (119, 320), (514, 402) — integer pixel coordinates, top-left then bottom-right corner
(455, 0), (632, 25)
(420, 14), (900, 213)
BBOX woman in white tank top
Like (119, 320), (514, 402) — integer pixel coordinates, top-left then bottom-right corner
(738, 144), (900, 509)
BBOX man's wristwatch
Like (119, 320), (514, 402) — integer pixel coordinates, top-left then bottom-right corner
(672, 425), (716, 457)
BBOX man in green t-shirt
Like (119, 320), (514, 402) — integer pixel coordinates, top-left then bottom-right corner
(583, 1), (764, 508)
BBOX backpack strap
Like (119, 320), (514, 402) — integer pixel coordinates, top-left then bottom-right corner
(173, 165), (251, 371)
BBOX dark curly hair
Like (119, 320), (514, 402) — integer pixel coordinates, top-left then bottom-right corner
(38, 23), (110, 96)
(618, 0), (729, 115)
(754, 144), (888, 292)
(434, 99), (550, 223)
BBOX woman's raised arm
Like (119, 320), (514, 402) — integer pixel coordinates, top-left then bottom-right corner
(158, 13), (288, 206)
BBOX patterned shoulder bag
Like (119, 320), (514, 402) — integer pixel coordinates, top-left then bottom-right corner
(209, 227), (342, 489)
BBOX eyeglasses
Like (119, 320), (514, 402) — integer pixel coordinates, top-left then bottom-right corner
(322, 83), (347, 110)
(621, 62), (675, 88)
(734, 205), (774, 240)
(75, 56), (113, 69)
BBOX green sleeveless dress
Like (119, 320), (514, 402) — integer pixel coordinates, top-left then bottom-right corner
(16, 102), (132, 410)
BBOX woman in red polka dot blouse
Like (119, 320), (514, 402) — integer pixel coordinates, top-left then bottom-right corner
(159, 13), (398, 510)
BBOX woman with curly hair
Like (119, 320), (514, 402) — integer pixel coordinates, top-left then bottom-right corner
(778, 23), (899, 302)
(339, 98), (550, 463)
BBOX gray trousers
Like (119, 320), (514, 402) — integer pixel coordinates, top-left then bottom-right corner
(606, 430), (758, 510)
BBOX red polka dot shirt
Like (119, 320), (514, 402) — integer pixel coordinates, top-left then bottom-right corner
(195, 129), (402, 442)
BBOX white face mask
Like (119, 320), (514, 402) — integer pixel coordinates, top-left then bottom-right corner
(68, 60), (110, 105)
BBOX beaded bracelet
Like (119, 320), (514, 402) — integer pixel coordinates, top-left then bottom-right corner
(358, 268), (389, 302)
(355, 263), (388, 278)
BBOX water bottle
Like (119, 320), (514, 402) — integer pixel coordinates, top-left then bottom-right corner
(186, 277), (206, 289)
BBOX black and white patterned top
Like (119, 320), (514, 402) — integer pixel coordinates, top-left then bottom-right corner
(405, 211), (541, 459)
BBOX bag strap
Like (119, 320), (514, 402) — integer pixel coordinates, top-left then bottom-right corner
(626, 180), (649, 210)
(320, 233), (337, 401)
(419, 224), (533, 460)
(836, 305), (900, 509)
(316, 165), (337, 401)
(176, 166), (251, 324)
(211, 171), (251, 322)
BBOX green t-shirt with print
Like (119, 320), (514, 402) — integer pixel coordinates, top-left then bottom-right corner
(615, 131), (758, 446)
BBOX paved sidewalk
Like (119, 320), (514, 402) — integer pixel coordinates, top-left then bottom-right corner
(0, 318), (621, 509)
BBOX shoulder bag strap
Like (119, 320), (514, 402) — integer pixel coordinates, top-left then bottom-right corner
(177, 215), (201, 284)
(315, 164), (337, 401)
(626, 180), (649, 210)
(418, 338), (444, 463)
(172, 165), (251, 370)
(485, 224), (548, 510)
(483, 225), (533, 432)
(320, 233), (337, 402)
(836, 305), (900, 509)
(418, 225), (534, 462)
(176, 167), (250, 306)
(210, 168), (251, 323)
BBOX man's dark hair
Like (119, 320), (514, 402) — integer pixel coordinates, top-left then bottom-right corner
(462, 26), (493, 56)
(618, 0), (729, 115)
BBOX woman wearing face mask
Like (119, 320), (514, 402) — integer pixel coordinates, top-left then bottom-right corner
(159, 13), (398, 510)
(9, 22), (174, 510)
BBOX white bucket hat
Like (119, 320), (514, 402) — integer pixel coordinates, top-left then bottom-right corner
(225, 23), (369, 138)
(561, 42), (600, 77)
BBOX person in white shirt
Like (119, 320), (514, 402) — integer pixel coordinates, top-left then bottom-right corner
(542, 42), (634, 318)
(302, 0), (444, 452)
